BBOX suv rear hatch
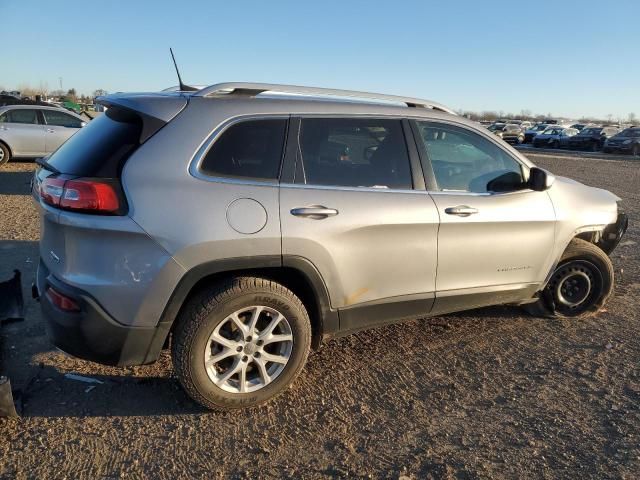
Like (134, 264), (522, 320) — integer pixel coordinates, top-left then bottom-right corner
(33, 92), (189, 328)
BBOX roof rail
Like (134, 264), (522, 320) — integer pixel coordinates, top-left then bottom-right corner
(193, 82), (456, 114)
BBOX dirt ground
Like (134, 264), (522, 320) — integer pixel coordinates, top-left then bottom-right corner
(0, 152), (638, 479)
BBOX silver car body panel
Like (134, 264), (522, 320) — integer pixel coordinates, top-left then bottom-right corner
(36, 90), (622, 337)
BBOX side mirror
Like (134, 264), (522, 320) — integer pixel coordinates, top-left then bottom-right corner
(528, 167), (554, 191)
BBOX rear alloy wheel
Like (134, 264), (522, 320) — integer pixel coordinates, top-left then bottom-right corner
(0, 143), (9, 166)
(172, 276), (311, 410)
(523, 238), (614, 318)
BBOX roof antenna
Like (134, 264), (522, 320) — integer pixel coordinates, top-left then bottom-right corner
(169, 48), (198, 92)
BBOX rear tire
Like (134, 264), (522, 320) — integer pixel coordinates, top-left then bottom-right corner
(523, 238), (614, 319)
(172, 276), (311, 411)
(0, 143), (10, 166)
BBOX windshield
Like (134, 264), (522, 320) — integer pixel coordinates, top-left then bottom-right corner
(488, 124), (505, 131)
(533, 124), (547, 131)
(581, 128), (602, 135)
(542, 128), (561, 135)
(619, 128), (640, 137)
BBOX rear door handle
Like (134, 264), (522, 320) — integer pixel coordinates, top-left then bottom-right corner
(291, 206), (339, 219)
(444, 205), (478, 217)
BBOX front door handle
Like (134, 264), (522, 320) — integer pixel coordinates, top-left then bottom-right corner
(291, 206), (339, 219)
(444, 205), (478, 217)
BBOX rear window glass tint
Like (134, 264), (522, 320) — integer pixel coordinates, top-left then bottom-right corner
(43, 110), (83, 128)
(47, 108), (142, 177)
(2, 109), (38, 124)
(299, 118), (412, 189)
(200, 119), (287, 180)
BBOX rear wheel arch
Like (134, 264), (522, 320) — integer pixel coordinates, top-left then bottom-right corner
(160, 256), (337, 352)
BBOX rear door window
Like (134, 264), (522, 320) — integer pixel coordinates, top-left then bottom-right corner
(1, 109), (39, 124)
(43, 110), (83, 128)
(200, 119), (287, 181)
(298, 118), (412, 189)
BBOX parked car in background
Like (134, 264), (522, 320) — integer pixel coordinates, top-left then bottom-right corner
(487, 123), (506, 134)
(524, 123), (548, 143)
(495, 124), (525, 144)
(532, 126), (579, 149)
(570, 123), (588, 131)
(0, 105), (86, 165)
(603, 127), (640, 156)
(567, 126), (620, 152)
(32, 82), (627, 411)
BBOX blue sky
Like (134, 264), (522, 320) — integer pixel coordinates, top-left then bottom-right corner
(1, 0), (638, 119)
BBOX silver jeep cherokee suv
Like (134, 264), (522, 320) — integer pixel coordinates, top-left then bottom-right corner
(33, 83), (628, 410)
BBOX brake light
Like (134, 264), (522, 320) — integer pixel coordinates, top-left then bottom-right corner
(46, 287), (80, 312)
(40, 177), (124, 214)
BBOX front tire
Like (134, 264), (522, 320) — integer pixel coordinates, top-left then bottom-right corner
(523, 238), (614, 318)
(172, 276), (312, 410)
(0, 143), (10, 166)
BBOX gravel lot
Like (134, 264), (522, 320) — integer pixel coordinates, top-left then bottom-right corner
(1, 152), (638, 479)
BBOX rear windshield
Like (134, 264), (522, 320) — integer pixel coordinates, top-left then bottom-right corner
(48, 108), (142, 177)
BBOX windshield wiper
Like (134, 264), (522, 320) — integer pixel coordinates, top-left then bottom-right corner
(35, 157), (61, 174)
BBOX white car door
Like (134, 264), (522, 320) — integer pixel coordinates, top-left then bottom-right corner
(411, 120), (556, 314)
(0, 108), (45, 156)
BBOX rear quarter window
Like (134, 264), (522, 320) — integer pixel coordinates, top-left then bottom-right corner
(199, 119), (287, 181)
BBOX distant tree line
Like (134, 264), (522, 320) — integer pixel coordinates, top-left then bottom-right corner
(0, 83), (108, 104)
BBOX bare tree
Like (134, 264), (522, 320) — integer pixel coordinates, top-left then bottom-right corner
(629, 112), (637, 124)
(93, 89), (108, 98)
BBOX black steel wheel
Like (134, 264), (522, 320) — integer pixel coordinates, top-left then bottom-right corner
(522, 238), (614, 318)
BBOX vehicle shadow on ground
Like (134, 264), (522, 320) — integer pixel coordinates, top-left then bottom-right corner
(15, 304), (534, 419)
(13, 363), (209, 418)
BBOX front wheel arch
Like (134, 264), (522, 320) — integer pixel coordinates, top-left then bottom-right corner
(524, 238), (614, 318)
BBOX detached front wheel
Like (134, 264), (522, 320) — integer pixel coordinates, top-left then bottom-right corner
(172, 276), (311, 410)
(524, 238), (614, 318)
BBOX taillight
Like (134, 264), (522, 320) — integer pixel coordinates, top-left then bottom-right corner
(46, 287), (80, 312)
(40, 177), (125, 215)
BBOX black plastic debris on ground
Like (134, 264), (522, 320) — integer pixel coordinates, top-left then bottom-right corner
(0, 270), (24, 323)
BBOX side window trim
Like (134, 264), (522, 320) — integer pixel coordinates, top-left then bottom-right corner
(189, 114), (290, 186)
(292, 115), (417, 192)
(409, 119), (529, 195)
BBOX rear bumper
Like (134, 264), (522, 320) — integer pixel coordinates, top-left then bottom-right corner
(37, 260), (169, 366)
